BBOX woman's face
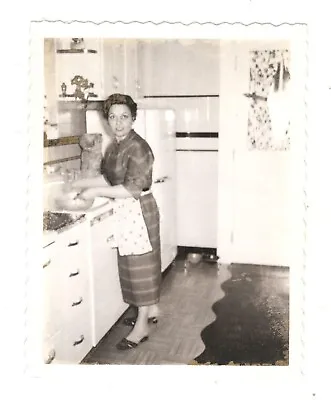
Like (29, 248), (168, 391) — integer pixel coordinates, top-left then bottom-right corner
(107, 104), (134, 142)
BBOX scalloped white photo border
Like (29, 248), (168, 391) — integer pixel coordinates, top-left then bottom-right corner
(24, 21), (309, 398)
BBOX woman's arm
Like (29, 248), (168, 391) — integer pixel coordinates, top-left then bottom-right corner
(94, 184), (133, 199)
(71, 174), (109, 189)
(77, 184), (133, 200)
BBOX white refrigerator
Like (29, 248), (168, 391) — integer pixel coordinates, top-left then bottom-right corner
(134, 108), (177, 272)
(85, 107), (178, 272)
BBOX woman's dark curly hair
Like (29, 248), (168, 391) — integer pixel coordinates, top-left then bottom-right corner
(103, 93), (138, 121)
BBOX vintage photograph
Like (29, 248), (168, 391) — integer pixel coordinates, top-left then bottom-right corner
(41, 32), (306, 367)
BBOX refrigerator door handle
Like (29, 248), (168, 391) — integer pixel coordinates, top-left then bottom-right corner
(154, 176), (170, 184)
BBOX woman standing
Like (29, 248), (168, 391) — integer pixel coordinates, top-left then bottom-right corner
(72, 93), (161, 350)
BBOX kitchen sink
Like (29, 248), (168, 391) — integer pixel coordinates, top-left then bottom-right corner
(44, 180), (110, 213)
(43, 211), (85, 231)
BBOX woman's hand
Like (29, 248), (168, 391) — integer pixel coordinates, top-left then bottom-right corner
(76, 188), (99, 201)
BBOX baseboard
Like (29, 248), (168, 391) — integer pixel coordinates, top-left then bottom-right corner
(162, 263), (174, 278)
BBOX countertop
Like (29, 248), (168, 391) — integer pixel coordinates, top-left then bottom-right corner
(43, 200), (114, 248)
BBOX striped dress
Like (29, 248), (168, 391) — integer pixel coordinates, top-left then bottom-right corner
(101, 129), (162, 307)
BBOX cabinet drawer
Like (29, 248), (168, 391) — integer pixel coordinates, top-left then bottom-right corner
(65, 286), (91, 325)
(65, 264), (90, 304)
(57, 222), (89, 246)
(43, 244), (67, 340)
(42, 240), (57, 269)
(62, 311), (93, 364)
(44, 254), (90, 311)
(57, 223), (90, 281)
(43, 324), (92, 365)
(43, 331), (67, 365)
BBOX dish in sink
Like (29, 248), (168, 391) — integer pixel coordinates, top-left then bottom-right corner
(44, 180), (109, 213)
(54, 192), (109, 212)
(55, 190), (94, 211)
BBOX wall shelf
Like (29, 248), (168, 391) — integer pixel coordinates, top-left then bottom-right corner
(56, 49), (97, 54)
(44, 135), (80, 147)
(43, 155), (81, 166)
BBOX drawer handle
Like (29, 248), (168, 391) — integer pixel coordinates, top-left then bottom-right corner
(69, 269), (80, 277)
(68, 241), (79, 247)
(154, 176), (169, 184)
(45, 349), (56, 364)
(107, 235), (114, 243)
(72, 297), (83, 307)
(91, 216), (101, 226)
(73, 335), (84, 346)
(43, 259), (51, 269)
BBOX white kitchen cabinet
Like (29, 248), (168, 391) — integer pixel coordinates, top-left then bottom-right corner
(42, 241), (68, 364)
(102, 39), (125, 96)
(56, 221), (93, 363)
(43, 241), (64, 340)
(42, 220), (93, 364)
(89, 210), (128, 346)
(43, 332), (67, 365)
(102, 39), (141, 99)
(124, 41), (141, 99)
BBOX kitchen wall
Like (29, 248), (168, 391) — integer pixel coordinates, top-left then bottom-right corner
(139, 39), (220, 248)
(44, 39), (82, 170)
(43, 144), (81, 170)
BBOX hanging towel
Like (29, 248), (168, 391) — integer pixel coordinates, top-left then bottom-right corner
(110, 191), (153, 256)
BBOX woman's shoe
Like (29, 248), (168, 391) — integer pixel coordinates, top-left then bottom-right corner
(116, 336), (149, 350)
(123, 316), (158, 327)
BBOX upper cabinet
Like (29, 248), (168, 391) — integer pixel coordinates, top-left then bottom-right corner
(54, 38), (142, 103)
(125, 40), (142, 99)
(102, 39), (142, 100)
(47, 38), (220, 106)
(102, 39), (125, 96)
(44, 38), (144, 143)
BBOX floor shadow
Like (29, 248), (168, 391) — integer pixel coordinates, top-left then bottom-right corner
(194, 264), (289, 365)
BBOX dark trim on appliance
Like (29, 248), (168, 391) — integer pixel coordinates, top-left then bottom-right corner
(176, 132), (218, 138)
(143, 95), (219, 99)
(176, 149), (218, 152)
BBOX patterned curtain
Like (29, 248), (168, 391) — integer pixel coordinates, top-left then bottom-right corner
(247, 49), (291, 151)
